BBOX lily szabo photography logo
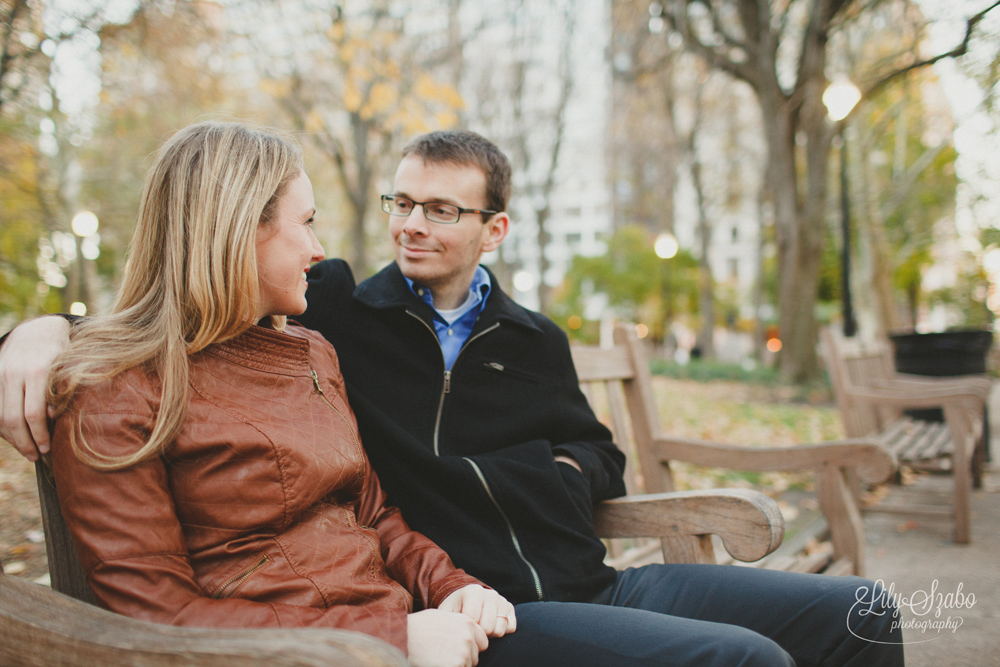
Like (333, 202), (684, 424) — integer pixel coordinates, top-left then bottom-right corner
(850, 579), (976, 644)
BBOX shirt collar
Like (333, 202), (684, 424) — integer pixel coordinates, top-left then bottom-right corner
(404, 265), (492, 319)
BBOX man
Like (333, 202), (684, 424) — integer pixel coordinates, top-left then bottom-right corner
(1, 130), (903, 666)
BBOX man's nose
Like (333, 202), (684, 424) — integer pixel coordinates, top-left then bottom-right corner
(402, 205), (430, 235)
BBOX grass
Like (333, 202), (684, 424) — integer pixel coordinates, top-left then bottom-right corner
(646, 373), (847, 497)
(650, 357), (783, 385)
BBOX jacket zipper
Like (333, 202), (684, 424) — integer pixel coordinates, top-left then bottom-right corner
(405, 311), (499, 456)
(311, 370), (365, 485)
(406, 311), (544, 599)
(211, 554), (269, 599)
(464, 457), (544, 601)
(310, 371), (382, 574)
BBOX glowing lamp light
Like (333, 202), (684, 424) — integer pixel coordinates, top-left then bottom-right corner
(766, 337), (782, 353)
(70, 302), (87, 316)
(654, 233), (678, 259)
(823, 78), (861, 122)
(512, 270), (536, 292)
(635, 323), (649, 339)
(71, 211), (99, 238)
(567, 315), (583, 330)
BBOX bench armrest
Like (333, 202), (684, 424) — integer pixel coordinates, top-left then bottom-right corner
(652, 437), (896, 485)
(0, 574), (407, 667)
(593, 488), (784, 563)
(886, 374), (992, 400)
(845, 384), (986, 409)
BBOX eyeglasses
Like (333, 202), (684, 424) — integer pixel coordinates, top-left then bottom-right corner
(381, 194), (497, 224)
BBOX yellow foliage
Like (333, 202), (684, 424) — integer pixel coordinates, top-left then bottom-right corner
(413, 74), (438, 100)
(349, 61), (372, 84)
(343, 82), (362, 113)
(327, 22), (345, 43)
(413, 74), (465, 110)
(305, 110), (325, 133)
(363, 82), (397, 117)
(258, 79), (291, 97)
(383, 60), (401, 81)
(434, 110), (459, 129)
(340, 37), (364, 64)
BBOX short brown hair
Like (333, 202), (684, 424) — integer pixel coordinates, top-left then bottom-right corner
(401, 130), (511, 213)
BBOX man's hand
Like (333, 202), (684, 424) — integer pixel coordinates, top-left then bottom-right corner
(0, 316), (71, 461)
(438, 584), (516, 638)
(407, 608), (489, 667)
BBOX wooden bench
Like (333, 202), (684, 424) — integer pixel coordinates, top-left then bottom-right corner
(820, 327), (992, 544)
(572, 323), (896, 577)
(1, 443), (786, 665)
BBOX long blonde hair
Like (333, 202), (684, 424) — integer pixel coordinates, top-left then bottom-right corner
(48, 122), (304, 470)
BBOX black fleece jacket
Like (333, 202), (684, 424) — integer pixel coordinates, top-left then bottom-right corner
(296, 259), (627, 604)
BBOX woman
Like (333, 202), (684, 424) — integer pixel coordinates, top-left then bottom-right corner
(46, 121), (514, 667)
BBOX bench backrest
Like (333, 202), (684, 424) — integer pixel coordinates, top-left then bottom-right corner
(570, 324), (675, 495)
(34, 460), (98, 605)
(820, 327), (898, 437)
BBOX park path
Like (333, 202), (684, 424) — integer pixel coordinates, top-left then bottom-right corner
(861, 383), (1000, 667)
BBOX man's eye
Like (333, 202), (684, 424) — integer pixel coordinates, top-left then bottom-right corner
(429, 204), (453, 216)
(395, 200), (412, 212)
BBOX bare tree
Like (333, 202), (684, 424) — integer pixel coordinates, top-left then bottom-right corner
(499, 0), (577, 313)
(232, 0), (464, 275)
(660, 0), (1000, 381)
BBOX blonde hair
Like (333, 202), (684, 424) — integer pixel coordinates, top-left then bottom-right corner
(48, 121), (303, 470)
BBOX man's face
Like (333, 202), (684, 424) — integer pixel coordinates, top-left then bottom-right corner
(388, 154), (507, 307)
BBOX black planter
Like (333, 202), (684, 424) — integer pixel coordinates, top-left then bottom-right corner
(888, 329), (993, 459)
(889, 329), (993, 377)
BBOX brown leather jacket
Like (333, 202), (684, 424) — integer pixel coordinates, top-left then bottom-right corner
(51, 324), (482, 653)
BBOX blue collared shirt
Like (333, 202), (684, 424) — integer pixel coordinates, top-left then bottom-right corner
(404, 266), (492, 370)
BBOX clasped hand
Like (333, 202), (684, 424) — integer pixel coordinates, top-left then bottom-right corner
(407, 584), (516, 667)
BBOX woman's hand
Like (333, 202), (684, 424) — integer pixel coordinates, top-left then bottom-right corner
(438, 584), (517, 638)
(407, 608), (489, 667)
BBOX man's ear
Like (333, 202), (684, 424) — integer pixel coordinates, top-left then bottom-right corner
(482, 212), (509, 253)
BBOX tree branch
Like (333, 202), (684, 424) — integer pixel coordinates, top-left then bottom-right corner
(863, 0), (1000, 100)
(664, 1), (761, 89)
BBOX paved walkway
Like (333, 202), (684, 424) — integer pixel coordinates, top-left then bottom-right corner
(862, 384), (1000, 666)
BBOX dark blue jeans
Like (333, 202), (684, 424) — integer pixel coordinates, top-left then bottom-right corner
(480, 564), (904, 667)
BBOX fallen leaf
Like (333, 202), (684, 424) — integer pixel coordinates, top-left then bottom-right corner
(4, 561), (26, 575)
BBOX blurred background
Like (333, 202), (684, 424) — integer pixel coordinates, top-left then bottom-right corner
(2, 0), (999, 384)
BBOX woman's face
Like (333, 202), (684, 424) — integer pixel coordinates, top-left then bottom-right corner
(255, 171), (325, 319)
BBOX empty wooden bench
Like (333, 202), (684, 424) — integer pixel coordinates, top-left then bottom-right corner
(572, 323), (895, 577)
(821, 327), (992, 544)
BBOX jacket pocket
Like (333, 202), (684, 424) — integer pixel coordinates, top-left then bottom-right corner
(481, 361), (544, 384)
(557, 461), (594, 523)
(210, 553), (271, 599)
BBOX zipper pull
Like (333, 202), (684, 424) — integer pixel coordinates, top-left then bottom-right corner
(310, 370), (323, 394)
(443, 370), (452, 394)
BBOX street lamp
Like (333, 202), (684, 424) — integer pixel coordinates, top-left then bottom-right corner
(823, 79), (861, 337)
(654, 232), (678, 342)
(70, 210), (100, 315)
(654, 232), (678, 259)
